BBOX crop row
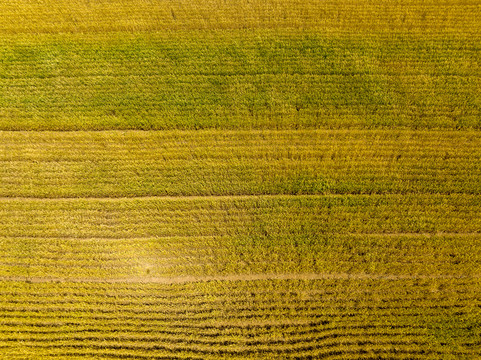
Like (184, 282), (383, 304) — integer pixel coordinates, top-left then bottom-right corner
(3, 292), (478, 314)
(0, 195), (479, 238)
(0, 233), (479, 279)
(0, 278), (479, 358)
(0, 28), (479, 130)
(0, 130), (480, 197)
(1, 31), (478, 77)
(2, 129), (480, 159)
(0, 346), (458, 360)
(1, 276), (479, 308)
(0, 295), (478, 320)
(1, 276), (478, 304)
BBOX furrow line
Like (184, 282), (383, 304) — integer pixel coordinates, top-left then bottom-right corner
(1, 272), (480, 285)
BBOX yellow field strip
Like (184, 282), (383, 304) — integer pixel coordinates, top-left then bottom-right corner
(1, 129), (480, 197)
(0, 0), (479, 34)
(0, 194), (342, 201)
(3, 232), (478, 239)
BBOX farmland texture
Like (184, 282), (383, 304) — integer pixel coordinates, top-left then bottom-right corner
(0, 0), (480, 359)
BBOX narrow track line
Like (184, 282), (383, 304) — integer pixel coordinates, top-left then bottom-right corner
(1, 128), (476, 134)
(0, 193), (478, 202)
(1, 232), (478, 240)
(1, 273), (479, 285)
(0, 194), (330, 202)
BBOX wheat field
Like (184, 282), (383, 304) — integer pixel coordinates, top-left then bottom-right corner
(0, 1), (480, 359)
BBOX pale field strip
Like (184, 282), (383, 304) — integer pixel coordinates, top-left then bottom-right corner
(0, 194), (479, 281)
(0, 196), (479, 236)
(0, 0), (479, 34)
(0, 129), (479, 197)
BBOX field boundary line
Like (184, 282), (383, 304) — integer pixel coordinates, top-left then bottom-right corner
(1, 273), (480, 285)
(1, 128), (480, 134)
(0, 193), (479, 202)
(0, 194), (359, 202)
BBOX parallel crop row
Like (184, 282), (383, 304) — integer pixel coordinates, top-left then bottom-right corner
(0, 278), (479, 359)
(0, 29), (479, 130)
(0, 130), (479, 197)
(0, 195), (479, 238)
(0, 234), (479, 280)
